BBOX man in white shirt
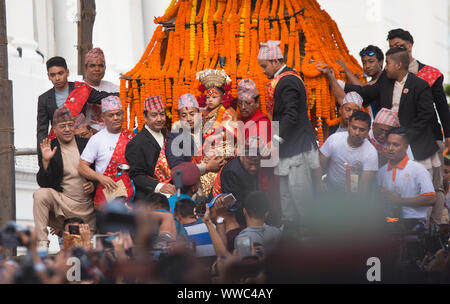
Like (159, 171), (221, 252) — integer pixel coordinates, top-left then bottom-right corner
(377, 127), (436, 221)
(78, 96), (135, 209)
(83, 47), (120, 132)
(126, 95), (176, 200)
(320, 111), (378, 193)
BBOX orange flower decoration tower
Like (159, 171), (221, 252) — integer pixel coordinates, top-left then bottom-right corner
(121, 0), (364, 145)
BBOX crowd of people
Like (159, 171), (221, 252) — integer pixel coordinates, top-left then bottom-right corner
(0, 28), (449, 284)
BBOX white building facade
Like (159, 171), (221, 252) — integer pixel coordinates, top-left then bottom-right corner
(6, 0), (449, 253)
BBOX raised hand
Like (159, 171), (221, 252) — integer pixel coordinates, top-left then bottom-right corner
(40, 138), (57, 162)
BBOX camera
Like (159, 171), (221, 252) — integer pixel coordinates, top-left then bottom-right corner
(0, 221), (31, 248)
(68, 225), (80, 235)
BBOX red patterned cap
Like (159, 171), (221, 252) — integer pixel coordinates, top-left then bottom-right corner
(52, 107), (74, 125)
(144, 95), (165, 112)
(85, 47), (105, 65)
(238, 79), (259, 102)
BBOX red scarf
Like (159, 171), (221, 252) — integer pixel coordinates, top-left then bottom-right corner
(154, 140), (172, 183)
(416, 65), (443, 87)
(265, 71), (304, 120)
(93, 129), (135, 210)
(242, 109), (271, 141)
(48, 82), (93, 140)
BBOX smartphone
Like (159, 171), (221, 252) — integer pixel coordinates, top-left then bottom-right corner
(68, 225), (80, 235)
(93, 234), (118, 250)
(235, 235), (252, 257)
(223, 193), (238, 212)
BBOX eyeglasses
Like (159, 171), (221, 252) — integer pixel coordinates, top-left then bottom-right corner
(360, 48), (375, 57)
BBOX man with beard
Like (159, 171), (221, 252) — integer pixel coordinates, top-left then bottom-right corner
(320, 111), (378, 193)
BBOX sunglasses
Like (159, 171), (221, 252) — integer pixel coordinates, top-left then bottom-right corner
(360, 49), (375, 57)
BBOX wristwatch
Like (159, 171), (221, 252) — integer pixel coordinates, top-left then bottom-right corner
(216, 217), (225, 224)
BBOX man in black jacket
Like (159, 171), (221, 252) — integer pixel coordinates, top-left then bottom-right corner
(34, 107), (96, 251)
(258, 40), (321, 228)
(387, 29), (449, 224)
(345, 48), (442, 224)
(37, 56), (118, 153)
(125, 95), (176, 200)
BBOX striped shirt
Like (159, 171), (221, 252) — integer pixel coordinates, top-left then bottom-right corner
(183, 221), (216, 257)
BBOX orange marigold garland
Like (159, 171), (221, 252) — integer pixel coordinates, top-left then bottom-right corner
(122, 0), (364, 140)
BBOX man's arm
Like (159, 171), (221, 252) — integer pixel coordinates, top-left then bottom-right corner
(78, 159), (118, 192)
(430, 77), (450, 146)
(336, 59), (365, 86)
(319, 151), (330, 172)
(344, 76), (382, 108)
(316, 63), (346, 105)
(407, 83), (435, 141)
(199, 205), (231, 258)
(386, 192), (436, 207)
(86, 88), (119, 105)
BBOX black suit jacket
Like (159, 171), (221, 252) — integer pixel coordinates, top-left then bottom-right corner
(36, 136), (91, 192)
(125, 127), (167, 200)
(272, 67), (317, 158)
(417, 61), (450, 141)
(345, 71), (438, 160)
(36, 82), (119, 148)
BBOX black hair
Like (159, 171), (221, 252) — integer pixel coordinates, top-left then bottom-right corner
(174, 198), (196, 218)
(46, 56), (68, 71)
(142, 192), (170, 211)
(387, 28), (414, 44)
(243, 191), (271, 220)
(387, 127), (409, 145)
(359, 45), (384, 62)
(349, 110), (371, 128)
(385, 47), (410, 71)
(62, 217), (85, 231)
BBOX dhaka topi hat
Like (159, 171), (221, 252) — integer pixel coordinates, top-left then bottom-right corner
(85, 47), (105, 65)
(101, 96), (122, 113)
(178, 94), (199, 110)
(342, 91), (363, 109)
(374, 108), (400, 127)
(52, 107), (74, 125)
(74, 113), (88, 129)
(144, 95), (165, 112)
(238, 79), (259, 102)
(258, 40), (283, 61)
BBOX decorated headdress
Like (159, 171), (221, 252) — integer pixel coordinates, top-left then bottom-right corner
(52, 107), (74, 125)
(101, 96), (122, 113)
(258, 40), (283, 61)
(196, 69), (233, 109)
(178, 94), (199, 110)
(238, 79), (259, 102)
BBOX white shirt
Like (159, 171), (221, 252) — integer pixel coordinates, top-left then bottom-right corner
(274, 64), (287, 78)
(320, 132), (378, 191)
(377, 156), (435, 219)
(391, 73), (408, 113)
(145, 124), (164, 148)
(80, 128), (121, 174)
(88, 80), (120, 93)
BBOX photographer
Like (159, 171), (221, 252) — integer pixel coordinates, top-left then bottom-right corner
(61, 218), (92, 251)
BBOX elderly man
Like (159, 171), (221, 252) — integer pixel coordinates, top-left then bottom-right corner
(78, 96), (135, 209)
(126, 95), (175, 200)
(83, 47), (120, 132)
(258, 40), (320, 227)
(33, 107), (96, 250)
(328, 92), (363, 135)
(368, 108), (401, 167)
